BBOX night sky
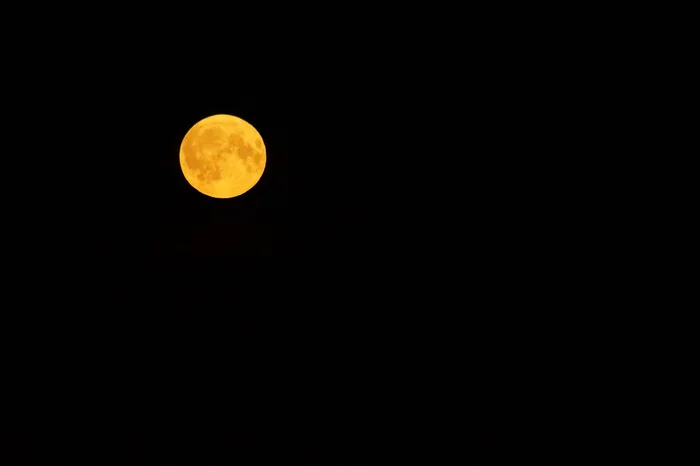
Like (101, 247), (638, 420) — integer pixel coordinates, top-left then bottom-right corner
(5, 13), (631, 465)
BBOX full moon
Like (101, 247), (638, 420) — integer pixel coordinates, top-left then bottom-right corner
(179, 114), (266, 198)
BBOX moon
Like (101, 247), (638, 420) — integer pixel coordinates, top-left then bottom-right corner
(179, 114), (266, 198)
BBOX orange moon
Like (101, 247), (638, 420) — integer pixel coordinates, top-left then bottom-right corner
(179, 114), (266, 198)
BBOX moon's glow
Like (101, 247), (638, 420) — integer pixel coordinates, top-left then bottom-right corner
(179, 114), (266, 198)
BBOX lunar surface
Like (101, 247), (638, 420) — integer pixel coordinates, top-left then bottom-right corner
(179, 114), (266, 198)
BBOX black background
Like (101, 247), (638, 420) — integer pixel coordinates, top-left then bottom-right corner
(3, 7), (661, 465)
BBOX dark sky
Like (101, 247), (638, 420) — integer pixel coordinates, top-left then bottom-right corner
(6, 14), (632, 464)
